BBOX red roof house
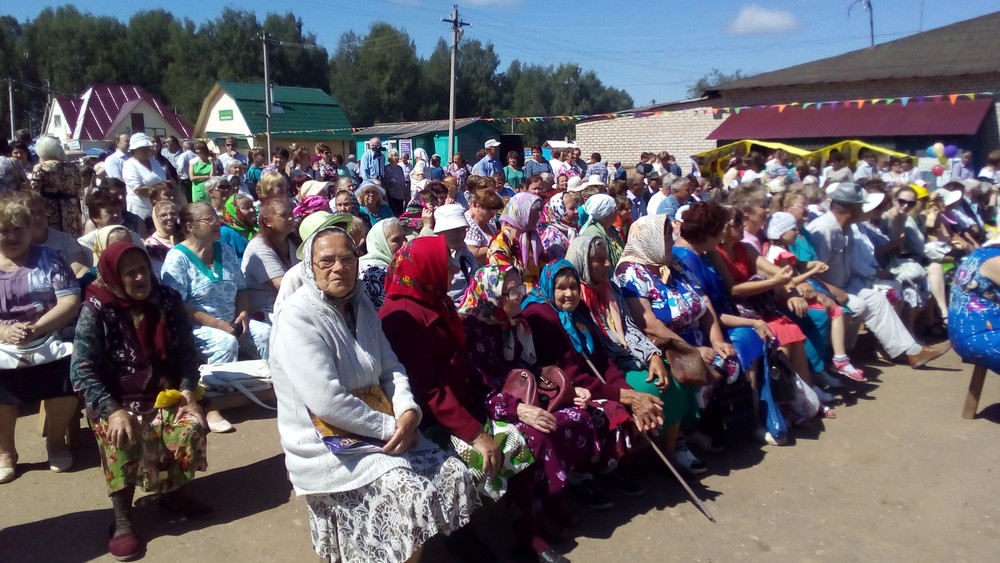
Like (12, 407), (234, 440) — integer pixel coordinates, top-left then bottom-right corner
(44, 84), (193, 150)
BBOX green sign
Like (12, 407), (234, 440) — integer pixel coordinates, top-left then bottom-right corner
(219, 109), (234, 121)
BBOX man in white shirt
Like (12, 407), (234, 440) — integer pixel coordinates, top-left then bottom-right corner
(645, 172), (669, 215)
(103, 133), (130, 180)
(853, 150), (877, 180)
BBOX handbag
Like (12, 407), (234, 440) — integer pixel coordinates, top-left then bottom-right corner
(0, 333), (73, 370)
(765, 341), (798, 404)
(502, 366), (574, 412)
(700, 373), (755, 443)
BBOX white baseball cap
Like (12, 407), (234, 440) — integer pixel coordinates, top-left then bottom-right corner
(484, 139), (501, 149)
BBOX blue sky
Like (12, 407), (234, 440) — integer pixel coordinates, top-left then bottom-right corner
(10, 0), (1000, 109)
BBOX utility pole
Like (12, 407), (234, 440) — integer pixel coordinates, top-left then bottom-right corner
(261, 31), (273, 157)
(7, 78), (14, 140)
(849, 0), (875, 48)
(442, 5), (469, 164)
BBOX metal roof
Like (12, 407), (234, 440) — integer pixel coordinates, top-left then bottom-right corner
(57, 85), (193, 141)
(707, 97), (994, 140)
(354, 117), (495, 138)
(712, 11), (1000, 91)
(216, 81), (354, 140)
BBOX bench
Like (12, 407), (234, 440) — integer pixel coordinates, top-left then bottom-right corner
(962, 364), (989, 419)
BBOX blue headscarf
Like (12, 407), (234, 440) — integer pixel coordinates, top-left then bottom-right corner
(521, 259), (595, 356)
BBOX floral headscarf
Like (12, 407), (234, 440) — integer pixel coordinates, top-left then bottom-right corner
(540, 192), (576, 235)
(458, 265), (536, 364)
(293, 195), (331, 219)
(521, 259), (594, 356)
(499, 192), (543, 268)
(384, 235), (464, 344)
(222, 194), (259, 240)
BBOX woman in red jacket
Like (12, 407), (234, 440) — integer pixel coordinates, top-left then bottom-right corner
(521, 259), (663, 510)
(379, 236), (564, 563)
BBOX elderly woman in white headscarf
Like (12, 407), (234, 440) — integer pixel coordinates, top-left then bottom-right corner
(409, 148), (429, 186)
(270, 223), (478, 563)
(578, 194), (623, 268)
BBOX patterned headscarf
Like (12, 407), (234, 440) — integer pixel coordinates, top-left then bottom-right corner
(293, 195), (332, 219)
(458, 265), (536, 364)
(499, 192), (543, 268)
(384, 235), (465, 345)
(222, 194), (259, 239)
(618, 214), (669, 267)
(521, 259), (595, 356)
(540, 192), (576, 235)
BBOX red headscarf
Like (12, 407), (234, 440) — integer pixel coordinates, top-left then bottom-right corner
(383, 235), (465, 345)
(86, 242), (170, 362)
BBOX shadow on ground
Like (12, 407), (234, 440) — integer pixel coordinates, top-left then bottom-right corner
(0, 454), (290, 563)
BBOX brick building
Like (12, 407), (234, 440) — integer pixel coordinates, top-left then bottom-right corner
(576, 11), (1000, 170)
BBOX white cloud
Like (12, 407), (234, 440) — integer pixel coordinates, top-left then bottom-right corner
(725, 5), (802, 35)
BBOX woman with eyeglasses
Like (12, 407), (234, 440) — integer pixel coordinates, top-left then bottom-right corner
(188, 142), (218, 204)
(161, 203), (270, 432)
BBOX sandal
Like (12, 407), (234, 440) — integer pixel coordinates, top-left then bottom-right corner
(820, 405), (837, 420)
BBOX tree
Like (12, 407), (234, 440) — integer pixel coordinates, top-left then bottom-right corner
(687, 68), (745, 98)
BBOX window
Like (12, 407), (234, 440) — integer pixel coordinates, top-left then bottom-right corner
(130, 113), (145, 133)
(54, 115), (62, 128)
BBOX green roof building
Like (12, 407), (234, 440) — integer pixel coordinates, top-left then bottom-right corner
(194, 81), (354, 155)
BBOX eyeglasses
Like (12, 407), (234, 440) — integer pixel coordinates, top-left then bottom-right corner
(225, 143), (234, 147)
(313, 255), (357, 270)
(196, 216), (220, 226)
(897, 198), (917, 208)
(504, 284), (527, 301)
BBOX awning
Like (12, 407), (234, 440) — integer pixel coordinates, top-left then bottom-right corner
(707, 97), (994, 140)
(693, 140), (810, 177)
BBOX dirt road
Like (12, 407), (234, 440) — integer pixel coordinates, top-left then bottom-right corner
(2, 346), (998, 562)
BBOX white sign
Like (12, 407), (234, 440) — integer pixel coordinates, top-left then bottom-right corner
(399, 139), (413, 158)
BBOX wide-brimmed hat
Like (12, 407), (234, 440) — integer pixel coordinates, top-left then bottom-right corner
(582, 174), (606, 189)
(935, 188), (963, 208)
(433, 204), (469, 234)
(862, 191), (885, 214)
(826, 182), (867, 205)
(566, 176), (585, 192)
(295, 211), (354, 259)
(354, 179), (385, 200)
(128, 133), (154, 151)
(300, 180), (333, 198)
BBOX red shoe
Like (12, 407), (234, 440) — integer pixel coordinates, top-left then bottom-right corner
(108, 528), (140, 561)
(831, 358), (866, 382)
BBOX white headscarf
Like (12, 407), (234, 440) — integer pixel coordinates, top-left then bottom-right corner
(618, 214), (668, 267)
(579, 194), (616, 233)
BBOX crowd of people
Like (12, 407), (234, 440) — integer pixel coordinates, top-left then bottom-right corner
(1, 129), (999, 563)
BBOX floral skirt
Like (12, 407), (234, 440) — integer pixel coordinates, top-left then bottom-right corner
(305, 447), (477, 563)
(90, 407), (208, 495)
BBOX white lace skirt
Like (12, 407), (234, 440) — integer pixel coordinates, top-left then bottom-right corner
(305, 447), (479, 563)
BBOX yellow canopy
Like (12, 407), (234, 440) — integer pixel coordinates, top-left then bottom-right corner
(693, 140), (809, 177)
(803, 140), (908, 167)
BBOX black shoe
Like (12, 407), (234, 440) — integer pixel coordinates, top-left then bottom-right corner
(567, 481), (614, 510)
(599, 470), (645, 497)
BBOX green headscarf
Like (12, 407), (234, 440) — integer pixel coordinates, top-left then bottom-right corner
(222, 194), (259, 240)
(358, 218), (402, 270)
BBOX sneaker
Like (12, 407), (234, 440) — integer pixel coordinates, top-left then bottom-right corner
(812, 370), (844, 389)
(674, 441), (707, 475)
(831, 358), (866, 382)
(685, 430), (724, 453)
(599, 470), (645, 496)
(753, 427), (781, 446)
(567, 480), (614, 510)
(812, 385), (835, 403)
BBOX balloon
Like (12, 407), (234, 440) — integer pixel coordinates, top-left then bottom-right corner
(926, 146), (936, 158)
(931, 164), (945, 177)
(938, 155), (949, 165)
(944, 144), (959, 158)
(932, 142), (945, 158)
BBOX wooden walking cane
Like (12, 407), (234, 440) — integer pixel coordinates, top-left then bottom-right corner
(581, 356), (717, 523)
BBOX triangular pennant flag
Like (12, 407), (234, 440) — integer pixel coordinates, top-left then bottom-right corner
(871, 98), (881, 104)
(843, 101), (851, 108)
(816, 102), (823, 110)
(711, 108), (719, 115)
(948, 94), (959, 105)
(734, 107), (742, 114)
(886, 98), (895, 105)
(791, 102), (800, 107)
(900, 97), (909, 106)
(802, 102), (812, 109)
(778, 104), (786, 113)
(965, 93), (976, 100)
(857, 100), (865, 108)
